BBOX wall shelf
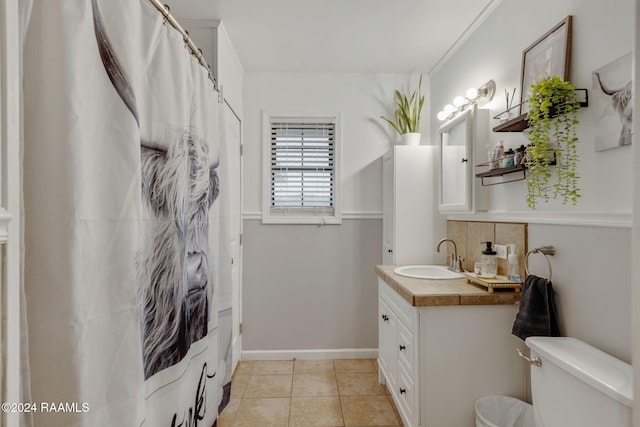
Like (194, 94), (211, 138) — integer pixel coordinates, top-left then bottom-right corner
(492, 88), (589, 133)
(475, 165), (527, 186)
(492, 114), (529, 132)
(475, 151), (556, 186)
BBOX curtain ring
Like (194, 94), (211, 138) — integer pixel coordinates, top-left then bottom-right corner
(162, 4), (170, 25)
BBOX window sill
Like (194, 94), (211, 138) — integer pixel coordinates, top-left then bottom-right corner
(261, 214), (342, 225)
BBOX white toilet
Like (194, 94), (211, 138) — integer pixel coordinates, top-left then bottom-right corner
(476, 336), (632, 427)
(526, 336), (632, 427)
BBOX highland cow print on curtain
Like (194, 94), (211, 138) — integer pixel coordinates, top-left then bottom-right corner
(23, 0), (231, 425)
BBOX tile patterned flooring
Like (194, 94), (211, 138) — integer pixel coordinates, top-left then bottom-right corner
(218, 358), (404, 427)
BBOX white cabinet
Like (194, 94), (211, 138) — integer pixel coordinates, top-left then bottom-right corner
(382, 146), (440, 265)
(377, 297), (398, 387)
(378, 279), (420, 426)
(378, 278), (525, 427)
(438, 106), (488, 213)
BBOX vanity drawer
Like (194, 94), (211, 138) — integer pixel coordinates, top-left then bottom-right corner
(378, 278), (417, 333)
(378, 279), (398, 307)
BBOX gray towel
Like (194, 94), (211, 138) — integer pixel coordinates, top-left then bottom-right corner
(512, 275), (560, 340)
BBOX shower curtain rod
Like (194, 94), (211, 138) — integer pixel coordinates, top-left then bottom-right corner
(147, 0), (220, 94)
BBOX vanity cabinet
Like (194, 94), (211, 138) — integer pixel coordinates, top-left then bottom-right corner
(382, 146), (438, 265)
(377, 277), (525, 427)
(378, 279), (420, 426)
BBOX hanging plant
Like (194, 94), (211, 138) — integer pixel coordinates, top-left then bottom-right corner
(380, 76), (425, 134)
(525, 75), (581, 208)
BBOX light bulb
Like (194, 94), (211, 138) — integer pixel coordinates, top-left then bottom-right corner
(437, 111), (448, 121)
(443, 104), (456, 115)
(453, 96), (467, 107)
(466, 87), (479, 100)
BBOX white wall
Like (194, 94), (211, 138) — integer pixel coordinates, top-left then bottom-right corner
(527, 224), (631, 361)
(431, 0), (634, 214)
(216, 22), (244, 116)
(181, 21), (244, 116)
(244, 72), (425, 216)
(242, 219), (381, 354)
(242, 72), (423, 353)
(431, 0), (634, 362)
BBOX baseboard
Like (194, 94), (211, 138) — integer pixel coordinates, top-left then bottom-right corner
(241, 348), (378, 361)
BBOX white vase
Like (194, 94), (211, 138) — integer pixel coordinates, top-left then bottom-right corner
(401, 132), (421, 146)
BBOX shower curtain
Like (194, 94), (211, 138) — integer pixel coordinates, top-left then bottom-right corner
(22, 0), (232, 425)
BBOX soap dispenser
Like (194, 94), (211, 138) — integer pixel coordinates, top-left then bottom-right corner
(507, 243), (521, 282)
(479, 242), (497, 278)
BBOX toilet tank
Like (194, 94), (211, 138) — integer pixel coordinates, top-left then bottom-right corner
(526, 337), (632, 427)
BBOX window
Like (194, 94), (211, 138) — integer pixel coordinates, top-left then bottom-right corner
(262, 113), (341, 224)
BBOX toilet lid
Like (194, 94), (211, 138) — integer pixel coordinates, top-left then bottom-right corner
(526, 337), (632, 407)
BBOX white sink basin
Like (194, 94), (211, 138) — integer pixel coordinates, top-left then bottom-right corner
(394, 265), (464, 280)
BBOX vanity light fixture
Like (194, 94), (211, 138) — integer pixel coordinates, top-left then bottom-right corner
(437, 79), (496, 121)
(453, 95), (467, 108)
(466, 87), (480, 100)
(466, 80), (496, 105)
(436, 110), (449, 121)
(443, 104), (456, 115)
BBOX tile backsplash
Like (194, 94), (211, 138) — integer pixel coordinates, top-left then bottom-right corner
(447, 220), (527, 279)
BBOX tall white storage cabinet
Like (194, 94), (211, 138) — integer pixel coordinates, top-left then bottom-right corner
(382, 146), (439, 265)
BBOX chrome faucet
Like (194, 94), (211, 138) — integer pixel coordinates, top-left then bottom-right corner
(437, 238), (463, 273)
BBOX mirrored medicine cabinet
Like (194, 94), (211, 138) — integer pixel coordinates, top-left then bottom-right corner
(438, 106), (488, 213)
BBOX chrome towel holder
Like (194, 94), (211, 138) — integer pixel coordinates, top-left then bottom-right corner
(524, 245), (555, 280)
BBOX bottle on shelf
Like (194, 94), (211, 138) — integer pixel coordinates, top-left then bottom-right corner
(507, 243), (521, 282)
(488, 141), (504, 170)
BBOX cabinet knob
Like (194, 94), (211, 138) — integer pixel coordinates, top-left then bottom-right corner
(381, 314), (389, 322)
(399, 345), (406, 351)
(461, 158), (468, 163)
(400, 388), (406, 395)
(387, 249), (393, 253)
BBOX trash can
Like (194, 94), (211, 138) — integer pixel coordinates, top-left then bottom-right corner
(475, 395), (535, 427)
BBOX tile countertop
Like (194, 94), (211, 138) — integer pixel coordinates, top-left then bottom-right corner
(375, 265), (521, 307)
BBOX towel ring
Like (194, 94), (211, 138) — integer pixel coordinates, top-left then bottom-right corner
(524, 246), (555, 281)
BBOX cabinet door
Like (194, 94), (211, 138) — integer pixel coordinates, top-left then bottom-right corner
(385, 146), (439, 265)
(397, 320), (415, 374)
(378, 297), (397, 389)
(439, 109), (473, 212)
(438, 106), (488, 213)
(382, 151), (394, 264)
(397, 364), (418, 427)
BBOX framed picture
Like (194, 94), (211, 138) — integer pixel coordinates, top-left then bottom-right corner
(519, 16), (572, 114)
(592, 52), (633, 151)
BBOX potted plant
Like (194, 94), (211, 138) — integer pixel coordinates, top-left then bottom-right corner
(525, 75), (581, 208)
(380, 76), (425, 145)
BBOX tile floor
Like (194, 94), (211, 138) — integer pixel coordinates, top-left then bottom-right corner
(218, 358), (404, 427)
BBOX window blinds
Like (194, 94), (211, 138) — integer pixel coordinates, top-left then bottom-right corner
(269, 118), (335, 214)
